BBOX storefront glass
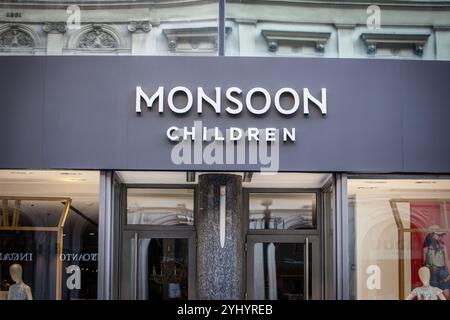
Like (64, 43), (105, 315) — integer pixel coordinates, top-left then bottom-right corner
(248, 192), (316, 230)
(0, 170), (99, 300)
(251, 242), (312, 300)
(348, 177), (450, 300)
(225, 1), (450, 61)
(127, 188), (194, 226)
(0, 0), (219, 56)
(134, 238), (189, 300)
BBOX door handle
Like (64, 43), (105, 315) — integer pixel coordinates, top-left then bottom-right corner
(133, 232), (138, 300)
(305, 237), (309, 300)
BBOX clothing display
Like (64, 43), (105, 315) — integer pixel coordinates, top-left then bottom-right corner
(409, 286), (443, 300)
(8, 283), (31, 300)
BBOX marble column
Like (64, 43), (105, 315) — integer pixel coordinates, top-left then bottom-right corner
(197, 174), (244, 300)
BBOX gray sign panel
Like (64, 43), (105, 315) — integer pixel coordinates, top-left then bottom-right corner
(0, 56), (449, 173)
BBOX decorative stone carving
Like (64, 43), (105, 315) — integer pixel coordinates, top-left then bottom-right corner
(128, 21), (151, 33)
(367, 43), (377, 55)
(77, 25), (118, 49)
(268, 40), (278, 52)
(360, 32), (430, 56)
(415, 44), (424, 56)
(43, 22), (67, 34)
(261, 30), (331, 53)
(0, 25), (33, 48)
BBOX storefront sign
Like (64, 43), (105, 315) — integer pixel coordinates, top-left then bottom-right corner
(1, 56), (449, 172)
(136, 86), (326, 143)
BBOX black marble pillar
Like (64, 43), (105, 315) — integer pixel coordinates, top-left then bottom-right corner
(196, 174), (244, 300)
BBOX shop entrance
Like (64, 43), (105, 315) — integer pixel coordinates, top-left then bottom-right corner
(120, 230), (197, 300)
(114, 172), (333, 300)
(246, 235), (320, 300)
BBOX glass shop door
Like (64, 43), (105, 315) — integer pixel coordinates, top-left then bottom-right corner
(246, 235), (321, 300)
(120, 230), (196, 300)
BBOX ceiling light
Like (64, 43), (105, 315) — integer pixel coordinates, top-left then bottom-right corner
(363, 181), (387, 184)
(357, 186), (378, 190)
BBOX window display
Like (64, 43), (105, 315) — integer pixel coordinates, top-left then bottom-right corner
(7, 264), (32, 300)
(348, 178), (450, 300)
(406, 266), (446, 300)
(0, 170), (99, 300)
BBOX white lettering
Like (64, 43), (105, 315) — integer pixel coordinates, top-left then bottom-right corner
(246, 87), (271, 115)
(197, 87), (221, 113)
(136, 86), (163, 113)
(274, 88), (300, 115)
(229, 127), (243, 141)
(167, 126), (180, 141)
(303, 88), (327, 115)
(225, 87), (243, 114)
(283, 128), (296, 142)
(168, 86), (193, 113)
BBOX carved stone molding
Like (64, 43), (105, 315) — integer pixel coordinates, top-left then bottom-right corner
(0, 25), (34, 48)
(77, 25), (118, 49)
(360, 32), (430, 56)
(43, 22), (67, 34)
(163, 26), (231, 53)
(128, 21), (151, 33)
(261, 30), (331, 53)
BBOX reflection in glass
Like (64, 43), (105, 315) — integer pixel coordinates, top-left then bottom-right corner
(131, 238), (189, 300)
(348, 179), (450, 300)
(0, 1), (219, 56)
(127, 189), (194, 226)
(249, 193), (316, 230)
(253, 242), (311, 300)
(0, 170), (100, 300)
(225, 1), (450, 61)
(0, 199), (67, 228)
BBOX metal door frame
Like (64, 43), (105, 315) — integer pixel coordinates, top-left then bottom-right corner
(246, 234), (321, 300)
(120, 229), (197, 300)
(117, 183), (198, 300)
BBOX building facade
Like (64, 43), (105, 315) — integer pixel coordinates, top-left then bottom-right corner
(0, 0), (450, 301)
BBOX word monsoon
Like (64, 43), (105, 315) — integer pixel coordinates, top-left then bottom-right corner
(136, 86), (327, 115)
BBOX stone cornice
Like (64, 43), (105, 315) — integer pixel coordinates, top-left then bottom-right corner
(360, 32), (430, 56)
(261, 29), (331, 53)
(163, 26), (231, 53)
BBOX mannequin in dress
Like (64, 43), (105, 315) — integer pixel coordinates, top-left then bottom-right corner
(406, 266), (446, 300)
(7, 264), (33, 300)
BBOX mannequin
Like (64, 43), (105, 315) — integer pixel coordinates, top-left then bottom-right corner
(7, 264), (33, 300)
(407, 266), (446, 300)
